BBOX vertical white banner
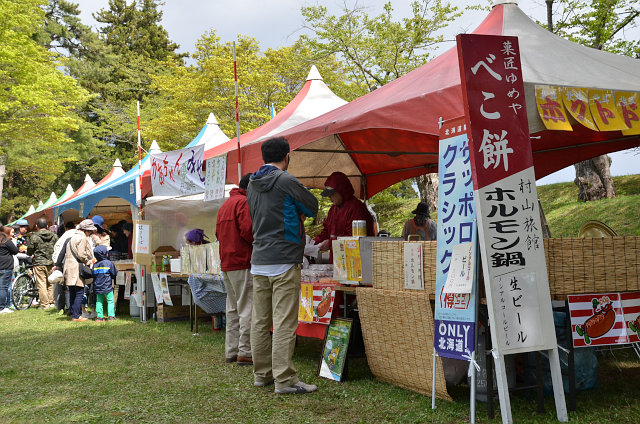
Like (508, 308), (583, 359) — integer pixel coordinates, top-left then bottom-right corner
(204, 155), (227, 201)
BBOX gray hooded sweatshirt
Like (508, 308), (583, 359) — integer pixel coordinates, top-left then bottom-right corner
(247, 165), (318, 265)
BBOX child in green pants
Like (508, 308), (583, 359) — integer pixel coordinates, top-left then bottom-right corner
(92, 245), (118, 321)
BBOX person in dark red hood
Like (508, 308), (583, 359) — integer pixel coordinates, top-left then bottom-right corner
(314, 171), (374, 259)
(216, 173), (254, 367)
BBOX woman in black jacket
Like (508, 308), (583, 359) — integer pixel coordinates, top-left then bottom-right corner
(0, 224), (19, 314)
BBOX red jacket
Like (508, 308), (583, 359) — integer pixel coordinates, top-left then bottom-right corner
(216, 188), (253, 271)
(314, 172), (374, 258)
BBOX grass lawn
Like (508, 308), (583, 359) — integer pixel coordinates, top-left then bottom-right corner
(1, 309), (640, 423)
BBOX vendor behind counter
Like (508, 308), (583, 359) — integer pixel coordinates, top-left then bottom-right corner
(313, 172), (374, 261)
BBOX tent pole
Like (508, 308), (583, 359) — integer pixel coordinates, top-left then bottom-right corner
(233, 41), (242, 182)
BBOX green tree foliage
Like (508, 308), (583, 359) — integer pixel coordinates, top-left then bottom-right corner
(0, 0), (90, 220)
(548, 0), (639, 57)
(545, 0), (640, 201)
(79, 0), (184, 166)
(146, 32), (353, 151)
(300, 0), (467, 94)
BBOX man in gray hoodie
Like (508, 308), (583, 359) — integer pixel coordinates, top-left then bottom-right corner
(247, 137), (319, 394)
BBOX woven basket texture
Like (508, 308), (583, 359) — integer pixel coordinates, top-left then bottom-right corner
(356, 287), (451, 400)
(371, 237), (640, 297)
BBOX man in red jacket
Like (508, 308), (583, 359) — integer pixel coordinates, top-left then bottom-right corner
(216, 174), (254, 366)
(314, 171), (374, 260)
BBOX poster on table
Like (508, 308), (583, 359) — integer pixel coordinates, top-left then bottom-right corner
(458, 34), (557, 354)
(150, 273), (164, 304)
(318, 318), (353, 382)
(299, 283), (335, 324)
(204, 155), (227, 201)
(332, 239), (348, 281)
(150, 145), (206, 197)
(124, 272), (132, 299)
(133, 220), (153, 265)
(403, 242), (424, 290)
(159, 273), (173, 306)
(434, 116), (478, 361)
(343, 237), (362, 283)
(568, 293), (627, 347)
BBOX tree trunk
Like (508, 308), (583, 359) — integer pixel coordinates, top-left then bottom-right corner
(414, 173), (438, 214)
(574, 155), (616, 201)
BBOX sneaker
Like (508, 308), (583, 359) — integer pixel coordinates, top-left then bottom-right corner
(0, 307), (15, 314)
(108, 316), (117, 321)
(72, 316), (89, 322)
(237, 355), (253, 366)
(275, 381), (317, 394)
(254, 379), (274, 387)
(95, 318), (105, 322)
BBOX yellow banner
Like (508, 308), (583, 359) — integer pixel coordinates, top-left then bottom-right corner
(562, 87), (598, 131)
(535, 85), (572, 131)
(298, 283), (314, 322)
(589, 89), (628, 131)
(616, 91), (640, 135)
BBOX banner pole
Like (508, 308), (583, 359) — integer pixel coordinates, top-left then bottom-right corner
(136, 101), (146, 323)
(233, 41), (242, 182)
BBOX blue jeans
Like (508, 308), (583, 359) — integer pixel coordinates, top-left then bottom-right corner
(0, 268), (13, 309)
(69, 286), (84, 319)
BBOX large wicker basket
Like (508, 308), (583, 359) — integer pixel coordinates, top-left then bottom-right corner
(371, 237), (640, 298)
(356, 287), (451, 400)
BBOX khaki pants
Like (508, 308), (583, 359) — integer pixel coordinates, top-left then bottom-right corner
(251, 264), (300, 390)
(222, 269), (253, 358)
(34, 265), (54, 306)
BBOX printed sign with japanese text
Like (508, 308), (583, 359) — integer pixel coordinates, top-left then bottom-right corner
(403, 242), (424, 290)
(434, 116), (478, 361)
(150, 145), (206, 196)
(443, 242), (474, 294)
(458, 34), (557, 354)
(205, 155), (227, 201)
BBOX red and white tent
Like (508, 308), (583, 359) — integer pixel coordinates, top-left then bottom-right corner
(205, 65), (348, 171)
(236, 1), (640, 198)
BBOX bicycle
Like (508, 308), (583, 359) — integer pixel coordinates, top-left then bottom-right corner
(11, 262), (38, 310)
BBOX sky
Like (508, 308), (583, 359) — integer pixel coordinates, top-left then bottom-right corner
(72, 0), (638, 184)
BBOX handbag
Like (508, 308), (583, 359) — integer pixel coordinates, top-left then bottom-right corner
(69, 242), (93, 280)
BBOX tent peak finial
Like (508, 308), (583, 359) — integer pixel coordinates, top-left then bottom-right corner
(306, 65), (323, 81)
(84, 174), (93, 183)
(149, 140), (162, 154)
(206, 112), (219, 126)
(113, 158), (122, 168)
(492, 0), (518, 6)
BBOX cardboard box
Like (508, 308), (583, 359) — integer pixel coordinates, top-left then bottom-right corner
(156, 299), (205, 322)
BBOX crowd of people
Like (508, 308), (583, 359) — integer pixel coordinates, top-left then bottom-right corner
(1, 136), (437, 395)
(0, 215), (133, 321)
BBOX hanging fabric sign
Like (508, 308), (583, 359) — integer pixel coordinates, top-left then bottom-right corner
(616, 91), (640, 135)
(535, 85), (572, 131)
(588, 89), (628, 131)
(562, 87), (598, 130)
(434, 116), (478, 361)
(150, 145), (205, 196)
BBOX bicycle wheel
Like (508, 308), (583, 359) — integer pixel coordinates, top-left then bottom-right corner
(12, 274), (35, 310)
